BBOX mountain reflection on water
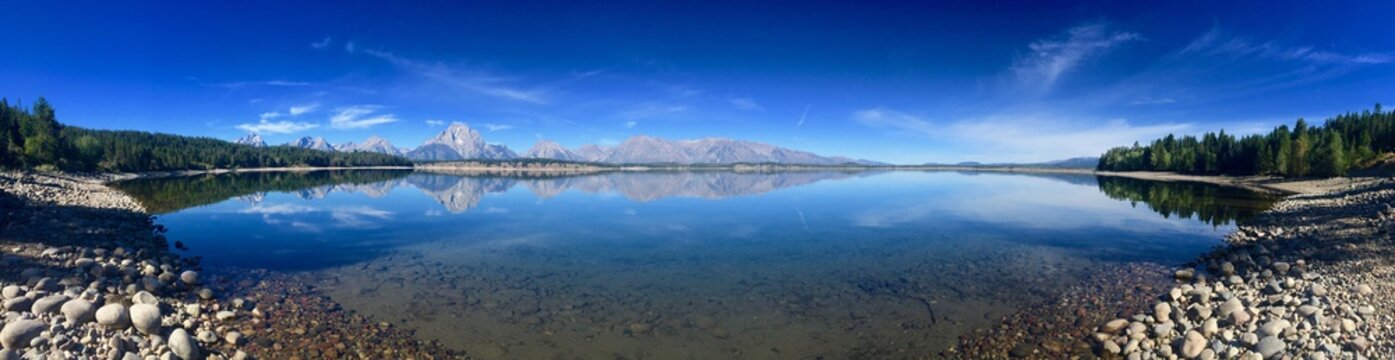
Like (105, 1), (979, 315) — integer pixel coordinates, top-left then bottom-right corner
(110, 170), (1278, 359)
(114, 170), (1273, 222)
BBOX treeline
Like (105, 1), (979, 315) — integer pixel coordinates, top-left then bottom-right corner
(0, 98), (412, 172)
(1096, 176), (1276, 227)
(111, 170), (410, 213)
(1098, 105), (1394, 177)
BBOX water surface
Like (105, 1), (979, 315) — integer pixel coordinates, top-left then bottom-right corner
(112, 170), (1275, 359)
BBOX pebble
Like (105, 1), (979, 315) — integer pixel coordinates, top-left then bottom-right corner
(1254, 336), (1285, 358)
(60, 299), (96, 326)
(0, 320), (44, 350)
(168, 328), (200, 360)
(96, 303), (131, 329)
(1181, 330), (1206, 358)
(179, 271), (200, 285)
(31, 294), (69, 314)
(130, 303), (161, 335)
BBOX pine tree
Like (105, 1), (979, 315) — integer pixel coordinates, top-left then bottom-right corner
(1312, 131), (1347, 177)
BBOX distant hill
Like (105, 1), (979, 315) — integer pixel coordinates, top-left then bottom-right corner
(1036, 157), (1100, 168)
(927, 157), (1099, 169)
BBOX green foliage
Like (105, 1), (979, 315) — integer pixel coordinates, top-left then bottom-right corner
(0, 98), (412, 172)
(1096, 176), (1278, 227)
(111, 170), (411, 213)
(1099, 105), (1393, 177)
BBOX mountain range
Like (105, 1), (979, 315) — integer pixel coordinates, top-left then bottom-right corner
(234, 122), (880, 165)
(931, 156), (1101, 169)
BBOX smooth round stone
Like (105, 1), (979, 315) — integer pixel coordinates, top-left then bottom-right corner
(31, 294), (69, 314)
(132, 291), (158, 305)
(224, 331), (243, 346)
(179, 271), (200, 285)
(1258, 319), (1291, 337)
(196, 330), (216, 344)
(96, 303), (131, 329)
(1181, 330), (1207, 358)
(0, 320), (44, 350)
(0, 286), (22, 300)
(130, 304), (161, 335)
(1154, 302), (1173, 322)
(196, 288), (214, 300)
(60, 299), (96, 326)
(1254, 336), (1285, 358)
(1, 298), (32, 313)
(168, 328), (200, 360)
(1102, 319), (1129, 333)
(33, 278), (59, 291)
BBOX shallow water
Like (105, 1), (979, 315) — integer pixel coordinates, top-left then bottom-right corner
(113, 170), (1275, 358)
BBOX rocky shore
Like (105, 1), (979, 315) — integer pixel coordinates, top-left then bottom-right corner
(1086, 176), (1394, 359)
(0, 171), (456, 359)
(952, 176), (1395, 359)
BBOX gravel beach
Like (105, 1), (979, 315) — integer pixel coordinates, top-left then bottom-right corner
(0, 171), (456, 359)
(954, 175), (1394, 359)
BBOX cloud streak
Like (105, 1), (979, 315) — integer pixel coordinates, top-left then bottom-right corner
(238, 103), (323, 134)
(330, 105), (399, 129)
(1010, 22), (1140, 93)
(1181, 28), (1392, 65)
(482, 123), (513, 131)
(360, 48), (547, 103)
(729, 97), (765, 111)
(213, 80), (312, 89)
(855, 107), (1190, 162)
(236, 120), (318, 134)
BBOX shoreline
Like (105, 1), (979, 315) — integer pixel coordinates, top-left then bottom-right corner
(9, 168), (1386, 359)
(0, 171), (458, 359)
(954, 175), (1393, 358)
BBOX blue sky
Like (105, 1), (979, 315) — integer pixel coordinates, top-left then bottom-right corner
(2, 1), (1393, 164)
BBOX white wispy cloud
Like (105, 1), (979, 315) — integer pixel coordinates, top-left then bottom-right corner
(238, 103), (323, 134)
(1101, 26), (1395, 104)
(729, 97), (765, 111)
(624, 120), (638, 129)
(330, 105), (399, 129)
(1129, 96), (1177, 105)
(425, 119), (446, 127)
(331, 206), (394, 228)
(238, 203), (319, 215)
(288, 103), (320, 116)
(236, 120), (318, 134)
(214, 80), (313, 89)
(1010, 22), (1141, 93)
(620, 104), (688, 119)
(853, 107), (936, 135)
(482, 123), (513, 131)
(311, 37), (333, 49)
(1181, 28), (1392, 65)
(797, 104), (810, 130)
(360, 48), (546, 103)
(855, 107), (1190, 162)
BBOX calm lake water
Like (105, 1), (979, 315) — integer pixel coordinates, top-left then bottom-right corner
(112, 170), (1275, 359)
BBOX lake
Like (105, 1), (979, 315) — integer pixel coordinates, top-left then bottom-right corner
(110, 170), (1276, 359)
